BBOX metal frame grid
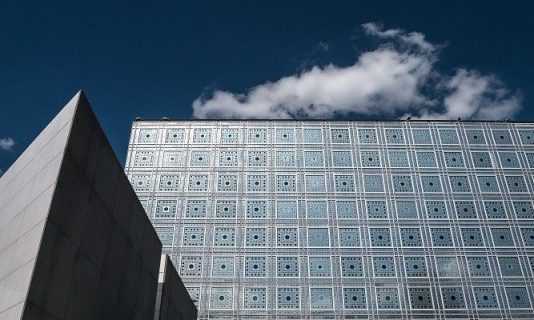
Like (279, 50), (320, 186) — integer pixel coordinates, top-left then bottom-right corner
(125, 120), (534, 319)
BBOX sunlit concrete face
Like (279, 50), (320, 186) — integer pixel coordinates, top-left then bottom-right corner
(0, 93), (196, 320)
(126, 120), (534, 318)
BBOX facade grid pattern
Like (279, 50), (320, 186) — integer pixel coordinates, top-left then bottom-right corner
(125, 120), (534, 319)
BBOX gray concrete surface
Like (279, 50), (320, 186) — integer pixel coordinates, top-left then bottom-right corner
(0, 91), (196, 320)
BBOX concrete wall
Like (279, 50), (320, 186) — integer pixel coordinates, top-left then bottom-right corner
(0, 93), (79, 320)
(154, 256), (197, 320)
(0, 92), (196, 320)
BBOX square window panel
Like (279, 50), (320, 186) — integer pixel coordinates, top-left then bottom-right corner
(412, 129), (432, 144)
(525, 153), (534, 167)
(477, 176), (500, 193)
(332, 150), (353, 167)
(441, 287), (466, 309)
(305, 175), (326, 192)
(185, 200), (207, 218)
(491, 228), (515, 246)
(385, 129), (405, 144)
(304, 150), (324, 167)
(449, 176), (471, 193)
(521, 228), (534, 246)
(159, 175), (180, 192)
(165, 128), (185, 143)
(130, 175), (151, 192)
(217, 174), (238, 192)
(277, 257), (299, 277)
(467, 257), (491, 277)
(369, 228), (391, 247)
(421, 176), (443, 193)
(277, 288), (300, 309)
(484, 201), (507, 219)
(303, 128), (323, 143)
(180, 256), (203, 277)
(363, 175), (384, 192)
(276, 150), (296, 167)
(190, 151), (210, 166)
(162, 151), (182, 167)
(220, 128), (239, 143)
(409, 288), (433, 309)
(212, 257), (235, 277)
(461, 228), (485, 247)
(473, 287), (498, 309)
(455, 201), (478, 219)
(361, 151), (381, 167)
(134, 151), (155, 167)
(277, 200), (297, 219)
(505, 176), (528, 193)
(188, 174), (209, 191)
(514, 201), (534, 219)
(396, 201), (418, 219)
(310, 288), (333, 310)
(245, 228), (267, 247)
(336, 201), (358, 219)
(388, 151), (410, 167)
(215, 200), (236, 218)
(138, 129), (158, 143)
(343, 288), (366, 309)
(439, 129), (459, 144)
(400, 228), (423, 247)
(376, 288), (400, 309)
(506, 287), (532, 309)
(246, 200), (267, 219)
(465, 129), (486, 144)
(210, 287), (233, 310)
(183, 227), (205, 246)
(213, 227), (235, 247)
(307, 200), (327, 219)
(277, 175), (296, 192)
(498, 256), (523, 277)
(373, 257), (396, 277)
(404, 257), (427, 277)
(392, 176), (413, 193)
(425, 200), (448, 219)
(277, 228), (298, 247)
(247, 151), (267, 166)
(416, 151), (437, 167)
(358, 128), (377, 143)
(244, 257), (267, 277)
(309, 257), (332, 277)
(444, 151), (465, 167)
(435, 257), (460, 277)
(155, 227), (174, 246)
(339, 228), (360, 247)
(244, 288), (267, 309)
(499, 152), (520, 168)
(247, 175), (267, 192)
(192, 129), (212, 143)
(335, 175), (355, 192)
(492, 129), (512, 144)
(431, 228), (454, 247)
(248, 128), (268, 143)
(308, 228), (330, 247)
(367, 200), (388, 219)
(519, 130), (534, 145)
(472, 151), (493, 168)
(276, 128), (295, 143)
(331, 128), (350, 143)
(341, 257), (363, 277)
(155, 200), (177, 218)
(219, 151), (238, 167)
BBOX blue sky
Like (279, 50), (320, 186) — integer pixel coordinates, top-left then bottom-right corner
(1, 1), (533, 172)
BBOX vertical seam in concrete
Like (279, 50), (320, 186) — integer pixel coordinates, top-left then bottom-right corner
(19, 92), (83, 318)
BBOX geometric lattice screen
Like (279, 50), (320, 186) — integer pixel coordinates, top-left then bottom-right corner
(126, 121), (534, 319)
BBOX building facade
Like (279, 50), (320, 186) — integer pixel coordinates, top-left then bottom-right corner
(126, 120), (534, 319)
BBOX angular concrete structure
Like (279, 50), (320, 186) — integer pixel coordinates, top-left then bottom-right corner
(0, 92), (197, 320)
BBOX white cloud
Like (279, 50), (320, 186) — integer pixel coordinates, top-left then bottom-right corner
(193, 22), (521, 120)
(0, 137), (15, 151)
